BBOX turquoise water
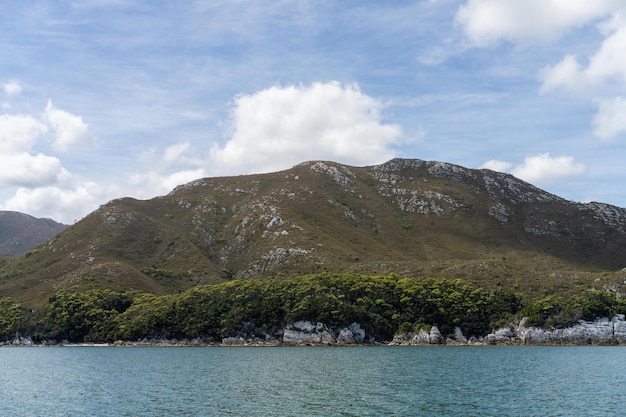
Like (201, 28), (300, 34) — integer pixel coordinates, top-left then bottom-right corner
(1, 346), (625, 416)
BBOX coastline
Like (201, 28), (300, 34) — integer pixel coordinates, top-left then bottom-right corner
(4, 314), (626, 347)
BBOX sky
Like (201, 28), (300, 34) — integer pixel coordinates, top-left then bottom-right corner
(1, 0), (626, 224)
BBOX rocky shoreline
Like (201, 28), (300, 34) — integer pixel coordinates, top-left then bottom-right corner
(390, 314), (626, 346)
(4, 316), (626, 347)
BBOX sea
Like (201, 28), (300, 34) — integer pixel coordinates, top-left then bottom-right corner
(1, 345), (624, 416)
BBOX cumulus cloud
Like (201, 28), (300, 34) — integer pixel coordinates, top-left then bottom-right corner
(1, 181), (119, 224)
(0, 114), (48, 153)
(2, 80), (22, 95)
(481, 153), (585, 186)
(129, 168), (206, 198)
(539, 20), (626, 94)
(456, 1), (626, 140)
(0, 153), (68, 188)
(43, 100), (94, 151)
(592, 97), (626, 139)
(538, 54), (586, 94)
(0, 103), (96, 190)
(0, 101), (102, 222)
(479, 159), (512, 173)
(537, 15), (626, 139)
(209, 81), (402, 175)
(455, 0), (617, 47)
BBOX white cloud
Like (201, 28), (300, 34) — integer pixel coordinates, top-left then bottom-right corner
(593, 96), (626, 139)
(456, 1), (626, 141)
(43, 99), (94, 151)
(481, 154), (585, 185)
(479, 159), (512, 173)
(0, 114), (48, 153)
(0, 102), (105, 222)
(1, 181), (119, 224)
(539, 22), (626, 93)
(538, 20), (626, 139)
(129, 168), (206, 198)
(0, 152), (68, 188)
(209, 81), (402, 175)
(455, 0), (617, 47)
(586, 20), (626, 83)
(538, 54), (586, 94)
(2, 80), (22, 95)
(0, 104), (96, 189)
(510, 153), (586, 185)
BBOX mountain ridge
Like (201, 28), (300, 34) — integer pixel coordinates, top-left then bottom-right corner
(0, 211), (68, 257)
(1, 158), (625, 305)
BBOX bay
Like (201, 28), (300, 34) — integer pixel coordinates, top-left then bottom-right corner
(1, 346), (625, 416)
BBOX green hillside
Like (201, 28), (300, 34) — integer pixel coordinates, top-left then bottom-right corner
(1, 158), (625, 306)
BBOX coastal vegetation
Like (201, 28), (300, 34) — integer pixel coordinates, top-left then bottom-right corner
(2, 273), (625, 344)
(2, 159), (626, 345)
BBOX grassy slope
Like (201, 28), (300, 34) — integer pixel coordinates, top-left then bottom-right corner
(1, 159), (625, 306)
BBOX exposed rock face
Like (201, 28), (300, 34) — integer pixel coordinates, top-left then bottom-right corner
(390, 316), (626, 346)
(516, 315), (626, 345)
(429, 326), (444, 344)
(281, 321), (366, 345)
(389, 326), (465, 345)
(486, 327), (517, 344)
(484, 315), (626, 345)
(336, 323), (366, 344)
(282, 321), (336, 344)
(449, 327), (468, 344)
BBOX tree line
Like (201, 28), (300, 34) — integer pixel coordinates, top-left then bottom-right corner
(1, 273), (625, 343)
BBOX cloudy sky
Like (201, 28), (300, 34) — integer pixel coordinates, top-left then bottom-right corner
(1, 0), (626, 223)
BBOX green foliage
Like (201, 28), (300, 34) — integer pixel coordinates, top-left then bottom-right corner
(3, 274), (626, 344)
(0, 297), (26, 341)
(4, 274), (521, 342)
(522, 290), (626, 328)
(44, 289), (135, 342)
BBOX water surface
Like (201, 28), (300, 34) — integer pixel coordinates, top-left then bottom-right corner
(1, 346), (624, 416)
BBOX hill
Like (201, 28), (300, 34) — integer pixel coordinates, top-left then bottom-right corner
(1, 158), (625, 306)
(0, 211), (68, 257)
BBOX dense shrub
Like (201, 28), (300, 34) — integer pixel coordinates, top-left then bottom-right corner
(2, 274), (624, 343)
(522, 290), (626, 328)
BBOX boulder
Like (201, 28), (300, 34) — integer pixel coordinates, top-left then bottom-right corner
(282, 321), (336, 344)
(453, 326), (467, 343)
(412, 329), (431, 344)
(429, 326), (444, 344)
(487, 327), (516, 344)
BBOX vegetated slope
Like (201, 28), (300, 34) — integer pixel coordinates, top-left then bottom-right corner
(1, 158), (626, 306)
(0, 211), (68, 257)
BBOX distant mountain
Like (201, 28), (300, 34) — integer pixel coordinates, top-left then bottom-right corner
(2, 158), (625, 305)
(0, 211), (68, 257)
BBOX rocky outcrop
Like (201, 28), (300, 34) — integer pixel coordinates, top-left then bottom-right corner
(336, 322), (366, 344)
(486, 315), (626, 345)
(389, 326), (470, 346)
(219, 321), (369, 346)
(282, 321), (337, 344)
(520, 315), (626, 345)
(388, 315), (626, 346)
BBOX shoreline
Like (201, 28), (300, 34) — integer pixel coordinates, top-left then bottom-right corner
(4, 315), (626, 347)
(2, 339), (625, 347)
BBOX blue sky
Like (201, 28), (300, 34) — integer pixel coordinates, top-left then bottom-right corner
(1, 0), (625, 223)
